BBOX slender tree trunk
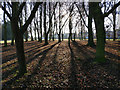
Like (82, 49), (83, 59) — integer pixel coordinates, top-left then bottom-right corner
(37, 27), (40, 42)
(58, 2), (61, 43)
(35, 30), (37, 40)
(44, 2), (48, 45)
(11, 29), (15, 45)
(87, 2), (95, 46)
(113, 9), (116, 41)
(52, 31), (54, 41)
(25, 4), (28, 42)
(34, 19), (37, 40)
(81, 20), (83, 40)
(53, 5), (56, 42)
(74, 31), (76, 41)
(68, 5), (73, 45)
(71, 32), (72, 41)
(25, 31), (28, 42)
(40, 4), (42, 43)
(91, 2), (106, 63)
(3, 2), (7, 47)
(36, 11), (40, 42)
(30, 3), (33, 41)
(49, 2), (52, 41)
(30, 25), (33, 41)
(68, 16), (72, 45)
(62, 31), (64, 41)
(37, 29), (40, 41)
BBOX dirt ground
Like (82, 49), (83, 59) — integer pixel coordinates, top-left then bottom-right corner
(1, 40), (120, 88)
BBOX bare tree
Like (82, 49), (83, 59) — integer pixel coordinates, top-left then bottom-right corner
(1, 2), (42, 75)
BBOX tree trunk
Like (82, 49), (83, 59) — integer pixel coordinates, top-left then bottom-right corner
(25, 4), (28, 42)
(36, 11), (40, 42)
(58, 2), (61, 43)
(25, 31), (28, 42)
(34, 18), (37, 40)
(87, 2), (95, 46)
(40, 4), (42, 43)
(15, 34), (27, 75)
(113, 9), (116, 41)
(58, 34), (61, 42)
(11, 20), (27, 75)
(81, 20), (83, 40)
(52, 31), (54, 41)
(30, 3), (33, 41)
(30, 25), (34, 41)
(11, 30), (15, 45)
(11, 2), (27, 75)
(74, 32), (76, 41)
(37, 28), (40, 42)
(45, 34), (48, 45)
(35, 30), (37, 40)
(62, 31), (64, 41)
(91, 2), (106, 63)
(44, 2), (48, 45)
(68, 17), (72, 45)
(49, 3), (52, 41)
(68, 5), (73, 45)
(3, 2), (7, 47)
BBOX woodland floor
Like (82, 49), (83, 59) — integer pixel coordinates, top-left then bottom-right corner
(1, 40), (120, 88)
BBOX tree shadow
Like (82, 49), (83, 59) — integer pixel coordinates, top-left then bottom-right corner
(68, 43), (79, 88)
(72, 41), (95, 62)
(2, 43), (51, 80)
(2, 42), (45, 64)
(22, 42), (59, 87)
(2, 42), (59, 88)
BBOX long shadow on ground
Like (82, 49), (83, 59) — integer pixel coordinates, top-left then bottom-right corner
(68, 43), (79, 88)
(72, 41), (95, 63)
(2, 43), (45, 64)
(22, 42), (60, 87)
(2, 43), (55, 80)
(2, 42), (59, 88)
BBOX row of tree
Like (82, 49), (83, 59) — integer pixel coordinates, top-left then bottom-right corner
(1, 1), (120, 75)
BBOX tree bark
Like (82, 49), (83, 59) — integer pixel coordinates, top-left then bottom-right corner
(29, 25), (34, 41)
(113, 9), (116, 41)
(34, 18), (37, 40)
(91, 2), (106, 63)
(40, 4), (42, 43)
(81, 20), (83, 40)
(25, 4), (28, 42)
(49, 3), (52, 41)
(87, 2), (95, 47)
(58, 2), (61, 43)
(44, 2), (48, 45)
(11, 29), (15, 45)
(36, 11), (40, 42)
(3, 2), (7, 47)
(52, 31), (54, 41)
(11, 2), (27, 75)
(68, 15), (72, 45)
(15, 33), (27, 75)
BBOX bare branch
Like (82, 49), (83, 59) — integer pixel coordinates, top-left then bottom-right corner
(1, 3), (12, 20)
(17, 2), (26, 18)
(103, 1), (120, 17)
(21, 2), (42, 34)
(7, 2), (12, 8)
(75, 3), (88, 28)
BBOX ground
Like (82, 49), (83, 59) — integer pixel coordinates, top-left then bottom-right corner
(1, 40), (120, 88)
